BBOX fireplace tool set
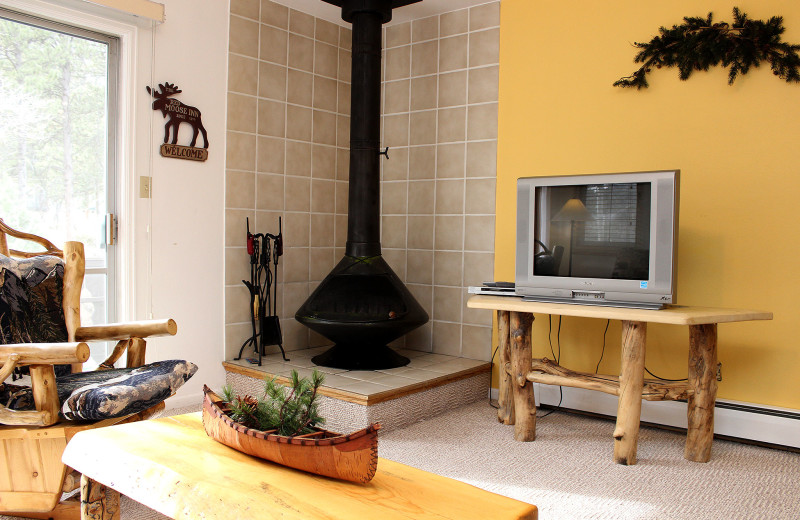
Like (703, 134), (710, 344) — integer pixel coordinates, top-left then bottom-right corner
(235, 218), (288, 365)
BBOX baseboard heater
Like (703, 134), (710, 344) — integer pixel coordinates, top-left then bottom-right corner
(491, 385), (800, 450)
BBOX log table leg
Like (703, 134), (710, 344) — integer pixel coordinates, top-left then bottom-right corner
(685, 323), (718, 462)
(509, 311), (536, 441)
(497, 310), (515, 425)
(80, 474), (120, 520)
(613, 320), (646, 465)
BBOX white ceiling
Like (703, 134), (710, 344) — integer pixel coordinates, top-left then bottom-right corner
(272, 0), (495, 27)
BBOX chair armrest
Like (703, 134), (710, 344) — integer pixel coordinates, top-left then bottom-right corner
(0, 337), (174, 427)
(0, 342), (90, 365)
(74, 319), (177, 342)
(0, 344), (89, 426)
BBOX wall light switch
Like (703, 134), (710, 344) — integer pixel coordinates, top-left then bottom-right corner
(140, 176), (152, 198)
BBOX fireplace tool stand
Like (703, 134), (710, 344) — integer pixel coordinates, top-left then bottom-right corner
(235, 217), (288, 365)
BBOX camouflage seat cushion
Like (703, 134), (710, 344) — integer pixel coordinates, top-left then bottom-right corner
(0, 359), (197, 421)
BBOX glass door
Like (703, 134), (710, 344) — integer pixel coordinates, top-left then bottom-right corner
(0, 8), (119, 365)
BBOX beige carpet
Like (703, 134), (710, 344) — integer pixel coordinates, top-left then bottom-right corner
(3, 401), (799, 519)
(378, 402), (800, 519)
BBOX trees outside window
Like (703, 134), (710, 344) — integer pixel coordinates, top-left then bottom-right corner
(0, 8), (119, 362)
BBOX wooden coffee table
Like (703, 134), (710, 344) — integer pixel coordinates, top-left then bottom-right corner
(62, 412), (537, 520)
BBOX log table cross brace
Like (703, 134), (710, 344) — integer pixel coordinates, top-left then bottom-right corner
(471, 295), (772, 465)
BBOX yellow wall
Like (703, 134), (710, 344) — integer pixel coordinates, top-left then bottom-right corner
(496, 0), (800, 409)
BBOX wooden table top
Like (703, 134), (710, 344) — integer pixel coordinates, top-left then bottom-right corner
(62, 412), (537, 520)
(467, 295), (773, 326)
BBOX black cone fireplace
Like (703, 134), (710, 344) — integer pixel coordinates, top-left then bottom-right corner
(295, 0), (427, 370)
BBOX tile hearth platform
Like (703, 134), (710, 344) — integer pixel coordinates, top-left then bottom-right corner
(223, 347), (491, 433)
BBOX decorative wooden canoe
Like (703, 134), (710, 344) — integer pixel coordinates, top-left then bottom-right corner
(201, 385), (380, 483)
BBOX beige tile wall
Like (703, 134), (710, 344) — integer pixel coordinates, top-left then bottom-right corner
(225, 0), (500, 362)
(225, 0), (351, 359)
(381, 2), (500, 360)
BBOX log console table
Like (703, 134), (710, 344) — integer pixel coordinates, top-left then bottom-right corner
(467, 295), (772, 465)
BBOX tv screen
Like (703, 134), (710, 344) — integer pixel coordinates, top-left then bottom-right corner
(517, 170), (679, 309)
(534, 182), (651, 280)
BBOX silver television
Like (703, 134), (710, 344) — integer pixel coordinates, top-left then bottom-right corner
(515, 170), (679, 309)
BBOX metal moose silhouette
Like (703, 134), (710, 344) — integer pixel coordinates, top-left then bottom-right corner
(146, 82), (209, 149)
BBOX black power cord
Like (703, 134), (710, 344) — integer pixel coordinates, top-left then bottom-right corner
(538, 315), (563, 418)
(644, 367), (688, 382)
(489, 344), (500, 409)
(593, 319), (687, 381)
(595, 319), (611, 373)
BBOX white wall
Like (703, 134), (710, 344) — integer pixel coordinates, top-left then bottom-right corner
(0, 0), (229, 407)
(144, 0), (229, 407)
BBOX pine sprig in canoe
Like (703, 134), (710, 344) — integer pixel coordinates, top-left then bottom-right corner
(221, 369), (325, 436)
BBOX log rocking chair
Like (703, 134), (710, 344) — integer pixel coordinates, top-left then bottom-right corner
(0, 218), (184, 520)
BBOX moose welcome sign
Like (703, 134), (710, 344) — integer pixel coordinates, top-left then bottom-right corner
(146, 82), (209, 162)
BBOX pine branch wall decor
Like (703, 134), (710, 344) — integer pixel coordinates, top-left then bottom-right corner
(614, 8), (800, 89)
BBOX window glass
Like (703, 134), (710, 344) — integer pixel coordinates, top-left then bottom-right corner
(0, 9), (118, 365)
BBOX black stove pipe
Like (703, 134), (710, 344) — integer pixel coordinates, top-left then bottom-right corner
(346, 6), (385, 257)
